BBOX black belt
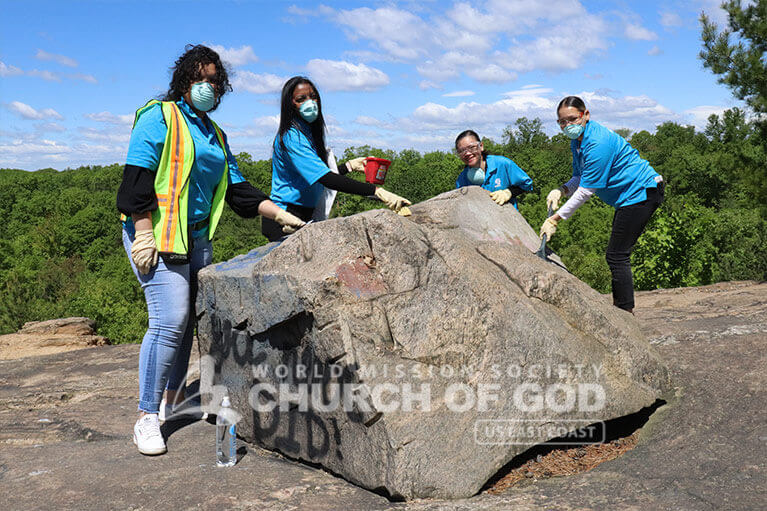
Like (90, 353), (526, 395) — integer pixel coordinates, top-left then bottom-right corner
(191, 217), (209, 231)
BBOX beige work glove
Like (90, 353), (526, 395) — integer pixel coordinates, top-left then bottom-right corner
(345, 156), (369, 173)
(546, 187), (565, 211)
(489, 188), (512, 205)
(131, 229), (159, 275)
(274, 209), (306, 234)
(539, 216), (559, 240)
(374, 187), (412, 212)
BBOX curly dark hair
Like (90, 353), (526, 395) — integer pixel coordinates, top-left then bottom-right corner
(162, 44), (232, 111)
(276, 76), (328, 164)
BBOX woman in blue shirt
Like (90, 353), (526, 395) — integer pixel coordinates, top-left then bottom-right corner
(263, 76), (412, 241)
(540, 96), (664, 314)
(454, 130), (533, 208)
(116, 45), (305, 456)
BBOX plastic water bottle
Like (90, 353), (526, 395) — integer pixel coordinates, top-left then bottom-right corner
(216, 395), (237, 467)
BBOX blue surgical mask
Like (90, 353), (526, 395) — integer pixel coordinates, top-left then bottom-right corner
(564, 122), (584, 140)
(190, 82), (216, 112)
(299, 100), (319, 123)
(466, 166), (485, 185)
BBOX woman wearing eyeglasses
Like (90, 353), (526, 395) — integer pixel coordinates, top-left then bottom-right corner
(262, 76), (412, 241)
(454, 130), (533, 209)
(540, 96), (664, 314)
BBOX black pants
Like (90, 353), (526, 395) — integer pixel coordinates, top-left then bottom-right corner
(261, 203), (315, 242)
(606, 183), (664, 311)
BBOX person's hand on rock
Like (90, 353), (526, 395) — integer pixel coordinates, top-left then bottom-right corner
(374, 188), (412, 212)
(539, 216), (559, 240)
(274, 209), (306, 234)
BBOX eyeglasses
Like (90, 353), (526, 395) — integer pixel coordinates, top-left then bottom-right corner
(556, 112), (583, 128)
(457, 143), (481, 155)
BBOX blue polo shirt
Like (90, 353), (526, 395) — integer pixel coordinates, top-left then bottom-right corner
(270, 120), (330, 210)
(125, 98), (245, 237)
(455, 154), (533, 209)
(571, 121), (659, 208)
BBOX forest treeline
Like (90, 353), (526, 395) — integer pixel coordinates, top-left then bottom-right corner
(1, 110), (765, 342)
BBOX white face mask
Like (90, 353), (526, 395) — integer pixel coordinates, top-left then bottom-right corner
(190, 82), (216, 112)
(466, 166), (485, 185)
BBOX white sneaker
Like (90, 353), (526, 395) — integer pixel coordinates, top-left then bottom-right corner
(133, 414), (167, 455)
(159, 396), (207, 423)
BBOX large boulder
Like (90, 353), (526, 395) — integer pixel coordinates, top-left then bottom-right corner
(196, 186), (671, 500)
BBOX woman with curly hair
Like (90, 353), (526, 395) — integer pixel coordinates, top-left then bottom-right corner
(262, 76), (412, 241)
(116, 44), (305, 455)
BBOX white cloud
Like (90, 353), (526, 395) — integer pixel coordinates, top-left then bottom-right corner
(469, 64), (517, 83)
(35, 49), (78, 67)
(84, 111), (133, 125)
(306, 59), (389, 91)
(223, 115), (280, 139)
(78, 127), (131, 144)
(400, 89), (678, 140)
(419, 80), (442, 90)
(254, 115), (280, 129)
(7, 101), (64, 120)
(443, 90), (475, 97)
(332, 7), (432, 60)
(27, 69), (61, 82)
(625, 23), (658, 41)
(0, 140), (72, 161)
(35, 122), (66, 133)
(500, 30), (609, 73)
(69, 72), (97, 84)
(355, 115), (387, 127)
(697, 0), (730, 25)
(660, 11), (682, 28)
(0, 61), (23, 77)
(208, 44), (259, 66)
(233, 71), (286, 94)
(503, 86), (554, 97)
(324, 2), (610, 85)
(684, 105), (728, 129)
(648, 45), (663, 56)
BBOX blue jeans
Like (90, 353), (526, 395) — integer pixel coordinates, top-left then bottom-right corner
(122, 228), (212, 413)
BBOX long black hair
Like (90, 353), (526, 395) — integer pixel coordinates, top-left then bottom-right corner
(557, 96), (587, 114)
(455, 129), (489, 158)
(277, 76), (328, 163)
(162, 44), (232, 111)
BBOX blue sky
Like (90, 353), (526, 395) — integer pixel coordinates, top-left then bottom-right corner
(1, 0), (741, 170)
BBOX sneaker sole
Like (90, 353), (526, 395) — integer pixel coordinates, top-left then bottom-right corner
(133, 434), (167, 456)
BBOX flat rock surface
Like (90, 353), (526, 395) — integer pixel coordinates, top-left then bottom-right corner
(0, 281), (764, 510)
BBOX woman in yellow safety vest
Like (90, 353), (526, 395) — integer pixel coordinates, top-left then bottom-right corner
(116, 44), (304, 456)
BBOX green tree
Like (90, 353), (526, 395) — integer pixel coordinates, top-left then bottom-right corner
(700, 1), (767, 114)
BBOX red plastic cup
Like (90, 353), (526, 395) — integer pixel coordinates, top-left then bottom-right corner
(363, 157), (391, 185)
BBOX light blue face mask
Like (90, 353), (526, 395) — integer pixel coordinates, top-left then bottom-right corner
(466, 166), (485, 185)
(299, 100), (319, 123)
(563, 122), (584, 140)
(190, 82), (216, 112)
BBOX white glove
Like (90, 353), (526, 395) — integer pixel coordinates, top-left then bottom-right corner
(345, 156), (369, 173)
(489, 188), (512, 205)
(131, 229), (158, 275)
(546, 187), (565, 211)
(374, 187), (412, 212)
(539, 217), (559, 240)
(274, 209), (306, 234)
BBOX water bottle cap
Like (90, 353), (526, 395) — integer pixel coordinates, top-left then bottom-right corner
(221, 395), (231, 407)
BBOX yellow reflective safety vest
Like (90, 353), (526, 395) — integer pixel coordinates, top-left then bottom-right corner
(122, 100), (229, 260)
